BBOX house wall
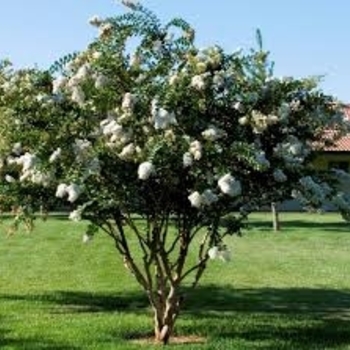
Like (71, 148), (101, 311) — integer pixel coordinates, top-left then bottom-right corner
(313, 152), (350, 171)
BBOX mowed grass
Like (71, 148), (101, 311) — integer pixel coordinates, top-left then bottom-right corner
(0, 213), (350, 349)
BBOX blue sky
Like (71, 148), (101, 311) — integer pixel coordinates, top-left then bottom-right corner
(0, 0), (349, 101)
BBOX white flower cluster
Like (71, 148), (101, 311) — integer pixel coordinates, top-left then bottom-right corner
(52, 61), (109, 105)
(56, 183), (82, 202)
(201, 125), (224, 141)
(138, 161), (154, 180)
(190, 74), (206, 90)
(218, 174), (242, 197)
(189, 140), (202, 160)
(49, 148), (62, 163)
(208, 246), (231, 262)
(122, 92), (137, 112)
(244, 110), (279, 134)
(5, 150), (53, 187)
(183, 152), (193, 167)
(188, 189), (218, 209)
(100, 116), (132, 148)
(17, 152), (37, 172)
(69, 208), (82, 222)
(151, 99), (177, 130)
(274, 136), (308, 166)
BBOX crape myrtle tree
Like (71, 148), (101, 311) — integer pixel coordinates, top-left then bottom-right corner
(1, 1), (350, 343)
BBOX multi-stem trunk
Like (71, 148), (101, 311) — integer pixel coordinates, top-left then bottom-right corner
(152, 286), (181, 345)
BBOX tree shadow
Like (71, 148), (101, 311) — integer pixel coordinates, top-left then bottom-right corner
(2, 287), (350, 348)
(246, 219), (350, 232)
(183, 285), (350, 349)
(0, 290), (149, 314)
(184, 285), (350, 317)
(0, 322), (78, 349)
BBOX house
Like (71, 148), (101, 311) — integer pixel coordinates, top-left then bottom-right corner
(280, 104), (350, 211)
(313, 104), (350, 172)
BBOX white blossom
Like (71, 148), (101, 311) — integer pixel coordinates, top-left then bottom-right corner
(92, 51), (102, 60)
(218, 174), (242, 197)
(66, 183), (81, 203)
(183, 152), (193, 167)
(208, 246), (231, 261)
(75, 64), (90, 81)
(18, 153), (37, 172)
(169, 74), (178, 85)
(101, 118), (123, 136)
(190, 75), (206, 90)
(56, 183), (68, 198)
(233, 101), (242, 111)
(202, 126), (222, 141)
(154, 109), (177, 130)
(20, 170), (32, 182)
(71, 86), (85, 106)
(188, 191), (203, 208)
(12, 142), (22, 155)
(119, 143), (136, 160)
(74, 139), (91, 156)
(69, 210), (82, 222)
(82, 233), (93, 243)
(52, 76), (67, 94)
(208, 246), (220, 259)
(151, 100), (177, 130)
(238, 116), (249, 126)
(189, 140), (202, 160)
(5, 174), (15, 183)
(138, 161), (154, 180)
(122, 92), (137, 111)
(49, 148), (62, 163)
(31, 171), (51, 187)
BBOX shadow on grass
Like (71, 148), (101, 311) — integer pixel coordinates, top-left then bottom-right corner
(0, 326), (78, 350)
(246, 219), (350, 232)
(1, 287), (350, 349)
(1, 286), (350, 317)
(0, 290), (148, 314)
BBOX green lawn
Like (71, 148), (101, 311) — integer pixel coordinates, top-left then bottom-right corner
(1, 213), (350, 349)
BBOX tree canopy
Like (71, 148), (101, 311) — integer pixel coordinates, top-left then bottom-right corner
(0, 1), (349, 343)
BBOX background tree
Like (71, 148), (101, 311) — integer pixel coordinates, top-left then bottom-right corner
(1, 2), (350, 344)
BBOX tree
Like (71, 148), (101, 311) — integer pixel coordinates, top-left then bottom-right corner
(1, 1), (350, 344)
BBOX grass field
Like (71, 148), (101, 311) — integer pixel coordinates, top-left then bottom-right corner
(1, 213), (350, 349)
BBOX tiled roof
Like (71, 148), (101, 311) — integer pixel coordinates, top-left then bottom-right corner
(324, 105), (350, 152)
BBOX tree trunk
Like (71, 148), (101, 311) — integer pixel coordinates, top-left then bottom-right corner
(153, 286), (180, 345)
(271, 202), (281, 232)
